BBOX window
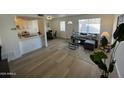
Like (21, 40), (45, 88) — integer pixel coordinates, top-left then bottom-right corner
(79, 18), (101, 34)
(60, 21), (65, 31)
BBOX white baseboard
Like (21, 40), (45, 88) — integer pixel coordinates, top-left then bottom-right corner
(1, 53), (7, 60)
(7, 53), (22, 62)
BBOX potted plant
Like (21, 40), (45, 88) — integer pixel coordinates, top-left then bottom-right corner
(90, 23), (124, 78)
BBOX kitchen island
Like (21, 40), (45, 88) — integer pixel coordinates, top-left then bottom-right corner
(19, 35), (42, 55)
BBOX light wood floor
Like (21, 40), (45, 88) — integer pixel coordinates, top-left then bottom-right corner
(9, 39), (118, 78)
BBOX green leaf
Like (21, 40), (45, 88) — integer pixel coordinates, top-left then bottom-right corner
(90, 51), (108, 72)
(111, 40), (117, 49)
(108, 60), (116, 73)
(98, 61), (108, 72)
(98, 51), (108, 59)
(90, 54), (95, 62)
(114, 23), (124, 41)
(90, 54), (100, 65)
(117, 36), (124, 42)
(90, 51), (107, 63)
(91, 51), (107, 60)
(113, 27), (119, 39)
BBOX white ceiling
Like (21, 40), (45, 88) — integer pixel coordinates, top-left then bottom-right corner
(44, 14), (77, 18)
(16, 14), (78, 20)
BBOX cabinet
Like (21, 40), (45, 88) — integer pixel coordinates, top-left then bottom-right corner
(19, 36), (42, 55)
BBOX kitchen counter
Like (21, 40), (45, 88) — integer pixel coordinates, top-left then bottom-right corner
(19, 35), (42, 55)
(19, 35), (39, 40)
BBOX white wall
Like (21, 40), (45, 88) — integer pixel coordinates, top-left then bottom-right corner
(0, 36), (2, 45)
(0, 15), (21, 61)
(50, 14), (114, 41)
(115, 42), (124, 78)
(37, 19), (46, 47)
(29, 20), (39, 34)
(112, 14), (124, 78)
(43, 18), (48, 47)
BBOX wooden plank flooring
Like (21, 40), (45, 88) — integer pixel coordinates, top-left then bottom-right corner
(8, 39), (117, 78)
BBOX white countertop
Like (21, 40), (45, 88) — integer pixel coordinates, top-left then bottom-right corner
(19, 35), (40, 41)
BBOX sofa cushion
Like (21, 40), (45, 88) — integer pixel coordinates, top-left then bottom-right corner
(84, 40), (95, 51)
(85, 40), (95, 45)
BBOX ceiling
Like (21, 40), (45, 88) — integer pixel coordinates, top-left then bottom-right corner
(44, 14), (77, 18)
(16, 14), (78, 21)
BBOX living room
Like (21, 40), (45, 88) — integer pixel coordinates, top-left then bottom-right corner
(1, 0), (124, 93)
(0, 14), (123, 78)
(46, 14), (114, 51)
(47, 14), (114, 39)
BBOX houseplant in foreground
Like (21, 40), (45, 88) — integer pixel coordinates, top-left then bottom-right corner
(90, 23), (124, 78)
